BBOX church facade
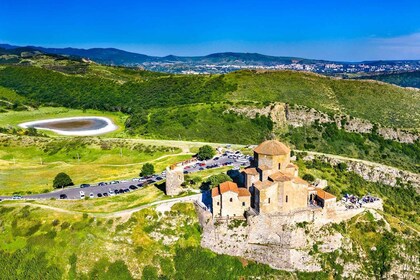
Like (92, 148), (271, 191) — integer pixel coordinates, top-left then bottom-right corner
(212, 140), (336, 218)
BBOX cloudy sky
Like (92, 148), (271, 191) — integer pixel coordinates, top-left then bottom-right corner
(1, 0), (419, 61)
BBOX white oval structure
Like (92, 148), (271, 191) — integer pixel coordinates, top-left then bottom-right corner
(19, 116), (118, 136)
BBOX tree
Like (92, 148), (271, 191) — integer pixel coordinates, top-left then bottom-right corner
(337, 162), (348, 172)
(197, 145), (215, 160)
(207, 173), (232, 188)
(53, 172), (73, 189)
(140, 163), (155, 177)
(302, 174), (315, 182)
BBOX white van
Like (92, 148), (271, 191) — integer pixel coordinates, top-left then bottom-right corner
(79, 191), (85, 199)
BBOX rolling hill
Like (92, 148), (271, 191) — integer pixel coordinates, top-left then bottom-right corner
(0, 52), (419, 172)
(357, 71), (420, 89)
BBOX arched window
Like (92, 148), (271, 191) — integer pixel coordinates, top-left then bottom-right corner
(230, 198), (233, 202)
(278, 163), (281, 170)
(286, 195), (288, 203)
(242, 202), (245, 206)
(217, 202), (220, 206)
(268, 198), (271, 204)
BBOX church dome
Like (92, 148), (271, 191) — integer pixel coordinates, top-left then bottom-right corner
(254, 140), (290, 156)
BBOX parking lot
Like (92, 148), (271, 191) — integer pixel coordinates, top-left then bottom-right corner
(0, 150), (251, 201)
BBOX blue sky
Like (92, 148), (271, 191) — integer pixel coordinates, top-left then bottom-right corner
(1, 0), (420, 61)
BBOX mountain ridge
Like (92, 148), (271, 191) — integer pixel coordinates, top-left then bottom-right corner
(2, 43), (419, 65)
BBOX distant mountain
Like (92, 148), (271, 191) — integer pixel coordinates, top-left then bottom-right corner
(0, 44), (329, 65)
(1, 44), (419, 74)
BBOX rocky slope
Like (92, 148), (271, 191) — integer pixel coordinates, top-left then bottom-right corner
(228, 102), (419, 143)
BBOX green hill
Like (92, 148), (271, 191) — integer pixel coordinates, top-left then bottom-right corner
(357, 71), (420, 89)
(0, 56), (419, 172)
(0, 63), (418, 129)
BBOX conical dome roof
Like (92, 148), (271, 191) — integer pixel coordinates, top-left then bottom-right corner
(254, 140), (290, 156)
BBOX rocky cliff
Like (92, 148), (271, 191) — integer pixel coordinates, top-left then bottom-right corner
(227, 103), (419, 143)
(301, 152), (420, 190)
(198, 204), (419, 279)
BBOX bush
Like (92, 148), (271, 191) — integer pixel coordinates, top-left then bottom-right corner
(197, 145), (215, 160)
(206, 173), (232, 188)
(53, 172), (73, 189)
(140, 163), (155, 177)
(337, 162), (348, 172)
(302, 174), (315, 182)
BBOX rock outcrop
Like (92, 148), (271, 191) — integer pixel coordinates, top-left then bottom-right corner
(227, 103), (419, 143)
(199, 206), (364, 272)
(302, 153), (420, 190)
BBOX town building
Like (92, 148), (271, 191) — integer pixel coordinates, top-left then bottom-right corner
(212, 139), (336, 218)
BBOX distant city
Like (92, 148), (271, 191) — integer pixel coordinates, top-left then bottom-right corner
(136, 60), (420, 75)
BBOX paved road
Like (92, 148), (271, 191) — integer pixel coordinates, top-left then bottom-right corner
(0, 152), (250, 201)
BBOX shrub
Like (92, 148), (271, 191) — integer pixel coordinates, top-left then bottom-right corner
(140, 163), (155, 177)
(302, 174), (315, 182)
(337, 162), (348, 172)
(197, 145), (216, 160)
(53, 172), (73, 189)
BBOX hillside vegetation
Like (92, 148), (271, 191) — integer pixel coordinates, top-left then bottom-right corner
(225, 70), (420, 129)
(357, 71), (420, 89)
(0, 159), (418, 279)
(0, 59), (419, 130)
(0, 55), (419, 172)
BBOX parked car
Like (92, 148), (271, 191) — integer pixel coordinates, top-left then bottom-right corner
(79, 191), (85, 199)
(97, 193), (103, 198)
(129, 185), (138, 190)
(89, 193), (94, 198)
(12, 195), (22, 200)
(103, 193), (108, 197)
(98, 182), (106, 186)
(59, 194), (67, 199)
(155, 176), (163, 181)
(108, 189), (115, 196)
(80, 184), (90, 188)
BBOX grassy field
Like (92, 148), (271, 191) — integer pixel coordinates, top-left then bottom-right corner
(0, 202), (304, 279)
(0, 135), (188, 195)
(0, 106), (129, 137)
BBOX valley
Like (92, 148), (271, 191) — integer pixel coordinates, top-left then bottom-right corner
(0, 51), (418, 279)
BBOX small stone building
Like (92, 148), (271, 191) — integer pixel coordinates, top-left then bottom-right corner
(165, 164), (184, 196)
(212, 181), (251, 218)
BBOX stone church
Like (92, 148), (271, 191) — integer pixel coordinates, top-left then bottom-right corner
(212, 140), (336, 218)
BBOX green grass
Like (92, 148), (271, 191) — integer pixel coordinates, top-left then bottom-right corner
(0, 202), (304, 279)
(0, 86), (25, 102)
(0, 135), (183, 195)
